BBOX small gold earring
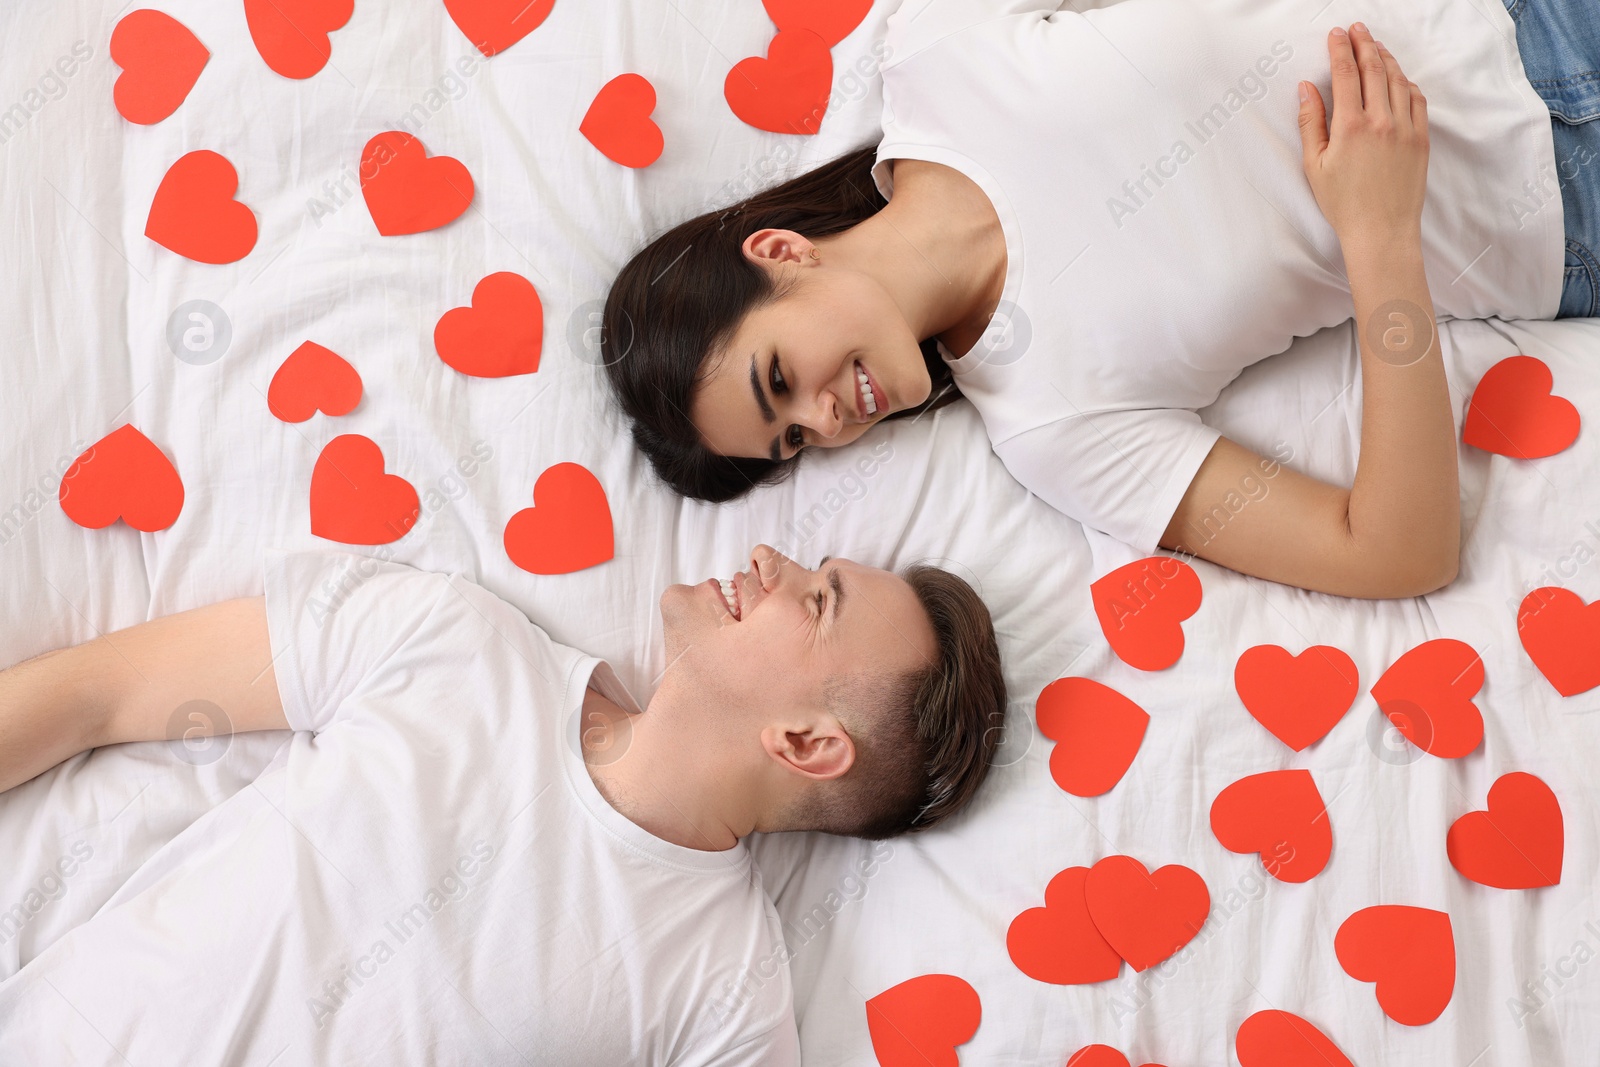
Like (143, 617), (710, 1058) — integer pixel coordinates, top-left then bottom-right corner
(809, 249), (820, 260)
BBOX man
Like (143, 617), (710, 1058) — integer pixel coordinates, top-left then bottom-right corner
(0, 543), (1005, 1064)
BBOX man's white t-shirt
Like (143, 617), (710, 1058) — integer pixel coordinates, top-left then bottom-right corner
(0, 550), (800, 1066)
(874, 0), (1565, 553)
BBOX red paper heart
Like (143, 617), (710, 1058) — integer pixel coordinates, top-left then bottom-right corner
(145, 151), (257, 264)
(268, 342), (363, 423)
(360, 131), (475, 237)
(864, 973), (980, 1067)
(1083, 856), (1209, 973)
(504, 463), (613, 575)
(1369, 638), (1484, 759)
(725, 29), (833, 136)
(310, 435), (419, 546)
(1035, 677), (1149, 797)
(1007, 866), (1123, 986)
(1517, 587), (1600, 697)
(762, 0), (871, 46)
(1463, 355), (1580, 459)
(1209, 769), (1331, 883)
(1234, 644), (1358, 751)
(580, 74), (664, 169)
(58, 425), (184, 532)
(1090, 556), (1202, 671)
(111, 9), (209, 125)
(1335, 905), (1455, 1025)
(443, 0), (557, 56)
(1235, 1010), (1354, 1067)
(1446, 772), (1563, 889)
(244, 0), (353, 79)
(1065, 1047), (1169, 1067)
(433, 272), (543, 378)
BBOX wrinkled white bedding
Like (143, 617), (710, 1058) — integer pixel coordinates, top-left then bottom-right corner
(1, 0), (1597, 1062)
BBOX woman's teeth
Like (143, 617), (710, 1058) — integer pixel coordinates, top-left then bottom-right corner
(856, 362), (878, 416)
(718, 578), (741, 619)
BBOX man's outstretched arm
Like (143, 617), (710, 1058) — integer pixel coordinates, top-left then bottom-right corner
(0, 597), (286, 793)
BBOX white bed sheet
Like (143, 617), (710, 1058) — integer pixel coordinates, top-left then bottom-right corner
(1, 0), (1597, 1063)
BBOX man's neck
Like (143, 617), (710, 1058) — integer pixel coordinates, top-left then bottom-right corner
(579, 688), (744, 853)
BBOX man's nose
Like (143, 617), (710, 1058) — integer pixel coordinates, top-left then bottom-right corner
(752, 544), (789, 589)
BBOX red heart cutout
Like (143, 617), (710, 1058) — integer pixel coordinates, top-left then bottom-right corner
(244, 0), (353, 79)
(268, 342), (363, 423)
(504, 463), (613, 575)
(310, 435), (419, 546)
(1007, 866), (1123, 986)
(433, 272), (543, 378)
(1517, 587), (1600, 697)
(58, 425), (184, 532)
(725, 29), (833, 136)
(1090, 556), (1202, 671)
(1463, 355), (1580, 459)
(1083, 856), (1209, 972)
(443, 0), (557, 56)
(111, 9), (209, 124)
(360, 131), (475, 237)
(145, 151), (257, 264)
(1065, 1047), (1169, 1067)
(762, 0), (871, 46)
(1035, 677), (1149, 797)
(580, 73), (664, 169)
(1235, 1010), (1354, 1067)
(1446, 772), (1563, 889)
(1234, 644), (1358, 751)
(1209, 769), (1331, 884)
(1369, 638), (1484, 759)
(1335, 905), (1455, 1025)
(864, 973), (980, 1067)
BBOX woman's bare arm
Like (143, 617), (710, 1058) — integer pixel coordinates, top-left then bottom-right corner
(0, 597), (286, 793)
(1159, 23), (1456, 598)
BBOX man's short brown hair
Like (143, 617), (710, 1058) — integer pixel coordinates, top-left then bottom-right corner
(804, 563), (1007, 840)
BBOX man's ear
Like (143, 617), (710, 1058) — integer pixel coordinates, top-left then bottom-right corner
(742, 228), (813, 269)
(759, 715), (854, 782)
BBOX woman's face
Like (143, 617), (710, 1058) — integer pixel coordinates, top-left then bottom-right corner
(690, 260), (933, 462)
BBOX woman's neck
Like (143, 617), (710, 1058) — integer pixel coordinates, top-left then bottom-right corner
(820, 158), (1008, 359)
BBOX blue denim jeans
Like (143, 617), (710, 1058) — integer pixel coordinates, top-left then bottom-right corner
(1504, 0), (1600, 317)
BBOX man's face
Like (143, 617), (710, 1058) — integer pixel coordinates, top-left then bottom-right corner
(657, 545), (937, 734)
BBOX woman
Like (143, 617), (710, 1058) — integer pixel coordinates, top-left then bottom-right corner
(603, 0), (1597, 599)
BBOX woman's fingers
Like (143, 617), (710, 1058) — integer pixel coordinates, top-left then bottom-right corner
(1327, 26), (1363, 118)
(1375, 41), (1413, 127)
(1349, 23), (1391, 118)
(1410, 80), (1429, 138)
(1298, 81), (1330, 170)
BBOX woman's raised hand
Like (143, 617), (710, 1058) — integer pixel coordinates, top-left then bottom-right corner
(1297, 23), (1429, 252)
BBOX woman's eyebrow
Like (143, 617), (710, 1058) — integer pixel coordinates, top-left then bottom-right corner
(748, 354), (776, 422)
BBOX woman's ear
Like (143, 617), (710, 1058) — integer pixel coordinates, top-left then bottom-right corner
(759, 717), (854, 782)
(742, 228), (813, 268)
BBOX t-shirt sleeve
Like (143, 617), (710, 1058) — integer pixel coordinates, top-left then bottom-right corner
(994, 409), (1224, 555)
(261, 548), (456, 733)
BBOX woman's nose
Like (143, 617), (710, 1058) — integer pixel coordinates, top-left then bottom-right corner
(808, 392), (843, 438)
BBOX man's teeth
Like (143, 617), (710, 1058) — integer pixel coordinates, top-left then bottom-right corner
(856, 363), (878, 416)
(718, 578), (740, 619)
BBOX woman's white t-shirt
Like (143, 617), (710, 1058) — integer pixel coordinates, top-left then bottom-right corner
(873, 0), (1564, 553)
(0, 550), (799, 1066)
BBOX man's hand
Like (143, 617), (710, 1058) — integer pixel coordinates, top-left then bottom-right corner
(1298, 22), (1430, 253)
